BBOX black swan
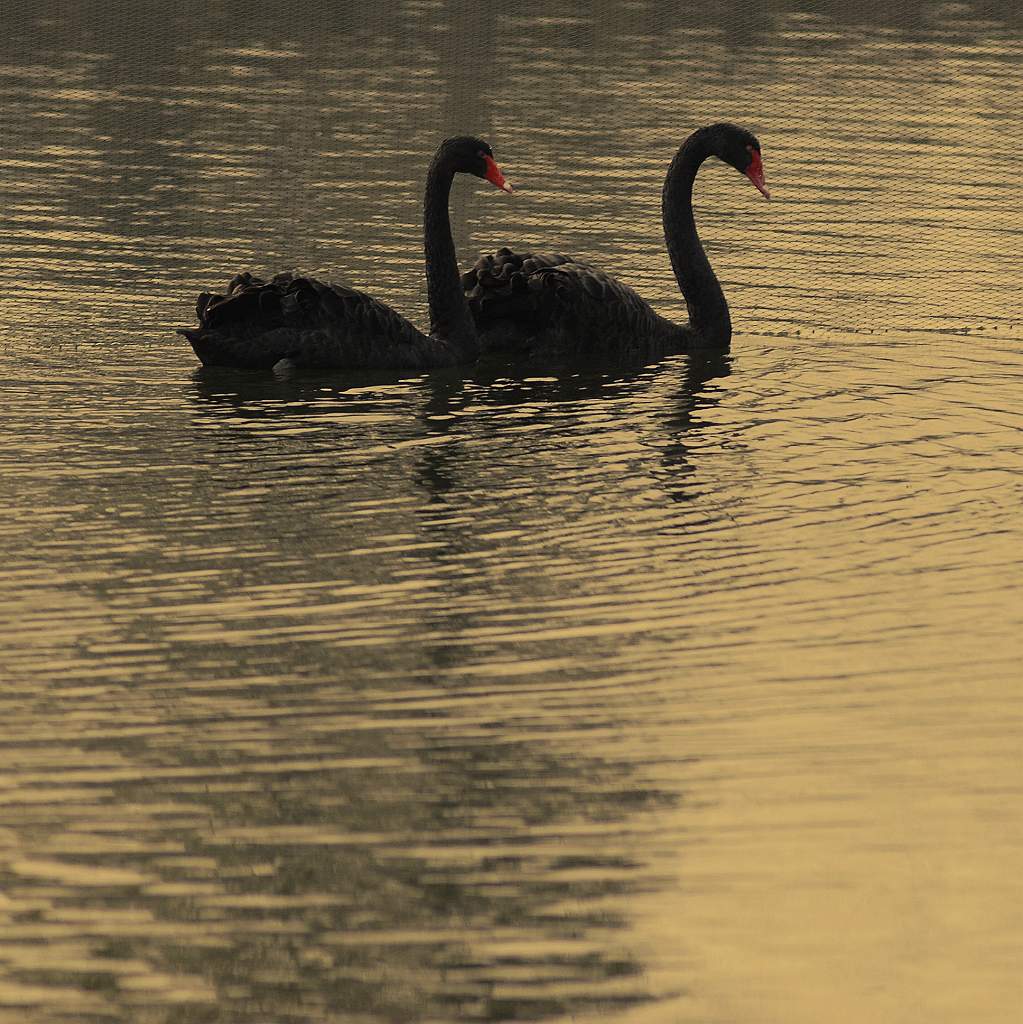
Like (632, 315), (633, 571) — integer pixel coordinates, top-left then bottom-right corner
(462, 123), (769, 358)
(180, 136), (513, 371)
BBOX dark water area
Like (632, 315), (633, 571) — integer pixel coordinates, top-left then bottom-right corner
(1, 1), (1021, 1021)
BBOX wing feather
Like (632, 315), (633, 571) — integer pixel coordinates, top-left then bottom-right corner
(184, 271), (458, 370)
(464, 249), (675, 357)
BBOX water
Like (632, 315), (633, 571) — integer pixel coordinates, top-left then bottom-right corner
(1, 1), (1022, 1021)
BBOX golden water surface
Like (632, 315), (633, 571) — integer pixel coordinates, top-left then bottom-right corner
(1, 1), (1021, 1021)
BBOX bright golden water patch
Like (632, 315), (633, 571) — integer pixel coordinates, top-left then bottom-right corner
(0, 1), (1021, 1022)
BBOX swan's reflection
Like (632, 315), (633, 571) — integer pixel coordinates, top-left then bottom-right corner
(182, 324), (730, 1024)
(180, 347), (732, 1020)
(654, 349), (733, 503)
(189, 363), (420, 415)
(188, 343), (733, 507)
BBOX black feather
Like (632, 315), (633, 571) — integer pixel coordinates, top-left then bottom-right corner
(185, 271), (467, 371)
(464, 250), (682, 359)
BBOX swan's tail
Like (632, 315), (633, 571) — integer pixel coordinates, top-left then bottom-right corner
(178, 326), (231, 367)
(180, 272), (300, 368)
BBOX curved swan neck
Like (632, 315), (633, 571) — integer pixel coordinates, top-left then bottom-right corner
(662, 130), (731, 347)
(424, 153), (478, 358)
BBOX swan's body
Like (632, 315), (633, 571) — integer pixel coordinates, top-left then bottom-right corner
(180, 137), (512, 371)
(463, 251), (683, 361)
(463, 123), (769, 358)
(184, 271), (467, 372)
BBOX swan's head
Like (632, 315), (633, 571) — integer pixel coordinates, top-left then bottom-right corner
(441, 136), (514, 193)
(707, 123), (770, 200)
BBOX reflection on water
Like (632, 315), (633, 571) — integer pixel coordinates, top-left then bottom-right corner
(1, 1), (1022, 1022)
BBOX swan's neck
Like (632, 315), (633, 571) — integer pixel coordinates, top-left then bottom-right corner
(424, 156), (478, 358)
(662, 131), (730, 347)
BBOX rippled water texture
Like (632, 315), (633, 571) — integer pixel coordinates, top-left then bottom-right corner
(1, 1), (1022, 1021)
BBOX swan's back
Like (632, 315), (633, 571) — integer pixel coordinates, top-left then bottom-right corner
(463, 249), (682, 358)
(183, 272), (456, 371)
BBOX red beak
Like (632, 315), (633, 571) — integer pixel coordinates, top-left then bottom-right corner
(483, 154), (514, 194)
(744, 149), (770, 199)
